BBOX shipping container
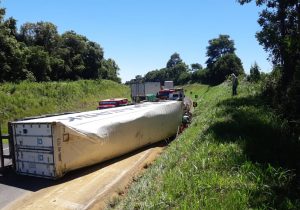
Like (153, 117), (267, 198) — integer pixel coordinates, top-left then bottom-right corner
(164, 81), (174, 89)
(11, 101), (183, 179)
(144, 82), (161, 95)
(130, 83), (145, 98)
(130, 82), (161, 101)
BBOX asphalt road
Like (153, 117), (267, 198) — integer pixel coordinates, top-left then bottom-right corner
(0, 143), (29, 209)
(0, 141), (167, 209)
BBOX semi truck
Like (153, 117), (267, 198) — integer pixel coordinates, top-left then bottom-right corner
(2, 101), (183, 179)
(130, 82), (161, 102)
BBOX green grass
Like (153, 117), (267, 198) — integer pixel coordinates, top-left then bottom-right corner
(0, 80), (130, 134)
(110, 81), (300, 209)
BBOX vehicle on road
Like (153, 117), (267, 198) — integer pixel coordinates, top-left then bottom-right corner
(97, 98), (128, 109)
(158, 88), (184, 101)
(130, 82), (161, 102)
(8, 101), (183, 179)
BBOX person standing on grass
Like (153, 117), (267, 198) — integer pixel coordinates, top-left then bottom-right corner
(232, 73), (238, 96)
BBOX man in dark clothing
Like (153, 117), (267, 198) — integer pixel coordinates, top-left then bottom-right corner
(232, 73), (238, 96)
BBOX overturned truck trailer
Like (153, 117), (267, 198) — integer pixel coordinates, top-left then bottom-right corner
(10, 101), (183, 179)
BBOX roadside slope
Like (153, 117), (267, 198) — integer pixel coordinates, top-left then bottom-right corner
(112, 81), (300, 209)
(0, 80), (130, 133)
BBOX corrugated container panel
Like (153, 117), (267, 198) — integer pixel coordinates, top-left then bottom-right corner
(16, 160), (55, 178)
(15, 136), (53, 149)
(14, 123), (52, 136)
(16, 149), (54, 164)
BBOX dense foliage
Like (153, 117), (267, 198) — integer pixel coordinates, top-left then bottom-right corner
(239, 0), (300, 132)
(248, 62), (261, 82)
(130, 52), (190, 85)
(0, 5), (120, 83)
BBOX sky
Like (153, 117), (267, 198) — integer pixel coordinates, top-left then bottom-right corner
(2, 0), (272, 83)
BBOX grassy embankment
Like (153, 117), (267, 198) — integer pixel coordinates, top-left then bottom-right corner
(0, 80), (130, 134)
(111, 80), (300, 209)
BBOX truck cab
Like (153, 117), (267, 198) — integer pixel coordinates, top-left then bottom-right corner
(158, 88), (184, 101)
(97, 98), (128, 109)
(169, 88), (184, 101)
(157, 89), (175, 100)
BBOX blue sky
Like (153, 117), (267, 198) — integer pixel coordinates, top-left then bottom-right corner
(2, 0), (272, 82)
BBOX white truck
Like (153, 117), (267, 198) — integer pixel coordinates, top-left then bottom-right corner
(130, 82), (161, 102)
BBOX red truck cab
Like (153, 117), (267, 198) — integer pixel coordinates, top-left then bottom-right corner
(157, 89), (176, 100)
(97, 98), (128, 109)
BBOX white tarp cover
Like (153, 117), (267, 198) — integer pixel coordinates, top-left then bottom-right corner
(14, 101), (183, 178)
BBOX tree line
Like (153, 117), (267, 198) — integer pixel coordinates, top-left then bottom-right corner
(127, 34), (246, 86)
(0, 5), (121, 83)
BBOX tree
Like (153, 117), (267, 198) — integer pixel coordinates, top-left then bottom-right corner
(238, 0), (300, 88)
(0, 34), (27, 82)
(0, 6), (27, 82)
(19, 22), (59, 52)
(210, 54), (244, 85)
(190, 63), (203, 71)
(144, 53), (189, 85)
(169, 62), (189, 85)
(34, 22), (59, 52)
(0, 3), (119, 83)
(4, 17), (17, 37)
(177, 71), (190, 85)
(82, 41), (103, 79)
(49, 56), (66, 81)
(135, 75), (143, 82)
(166, 52), (182, 68)
(19, 22), (37, 46)
(206, 35), (236, 68)
(26, 46), (51, 81)
(100, 58), (121, 83)
(205, 35), (243, 85)
(249, 62), (261, 82)
(144, 69), (164, 83)
(190, 68), (210, 84)
(238, 0), (300, 120)
(60, 31), (87, 80)
(51, 47), (72, 80)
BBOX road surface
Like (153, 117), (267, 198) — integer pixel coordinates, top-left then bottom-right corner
(0, 141), (167, 210)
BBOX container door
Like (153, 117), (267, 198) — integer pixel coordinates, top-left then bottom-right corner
(12, 123), (56, 179)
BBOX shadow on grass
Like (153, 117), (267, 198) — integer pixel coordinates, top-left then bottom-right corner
(210, 95), (298, 168)
(205, 95), (300, 207)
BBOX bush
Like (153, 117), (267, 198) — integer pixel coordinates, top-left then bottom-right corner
(261, 67), (281, 105)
